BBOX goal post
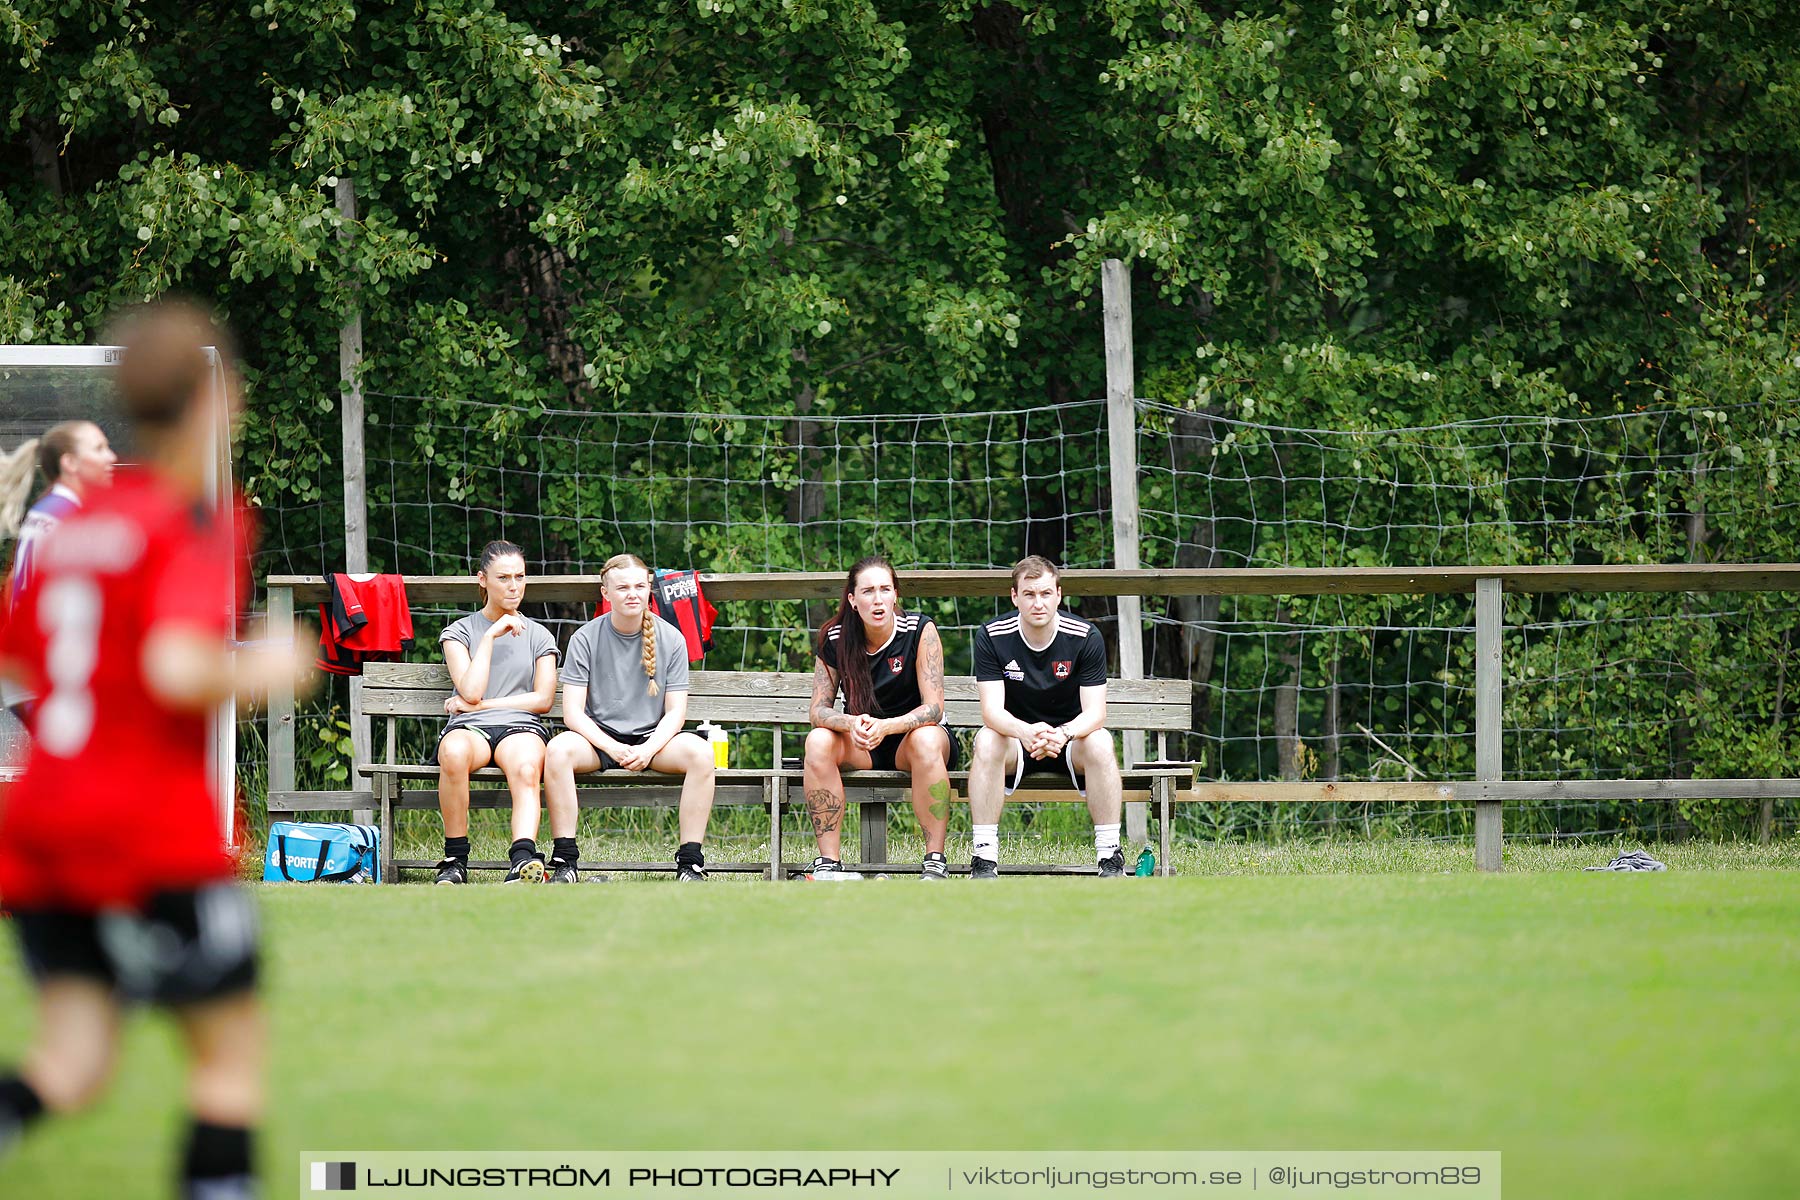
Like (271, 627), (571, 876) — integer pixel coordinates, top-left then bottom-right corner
(0, 345), (240, 844)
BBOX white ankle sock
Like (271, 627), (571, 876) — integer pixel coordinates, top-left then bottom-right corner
(972, 824), (1000, 860)
(1094, 822), (1121, 861)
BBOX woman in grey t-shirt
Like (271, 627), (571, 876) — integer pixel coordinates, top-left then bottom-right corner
(432, 540), (559, 885)
(543, 553), (715, 881)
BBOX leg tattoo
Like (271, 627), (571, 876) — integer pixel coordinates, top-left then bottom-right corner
(927, 779), (952, 823)
(806, 788), (844, 836)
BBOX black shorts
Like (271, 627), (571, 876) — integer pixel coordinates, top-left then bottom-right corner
(429, 719), (549, 764)
(12, 884), (260, 1006)
(869, 725), (961, 772)
(595, 726), (652, 771)
(1008, 740), (1083, 796)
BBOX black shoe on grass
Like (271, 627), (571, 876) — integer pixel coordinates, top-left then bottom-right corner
(676, 862), (708, 882)
(920, 852), (949, 881)
(1097, 850), (1127, 878)
(969, 856), (999, 880)
(547, 858), (580, 884)
(434, 858), (468, 886)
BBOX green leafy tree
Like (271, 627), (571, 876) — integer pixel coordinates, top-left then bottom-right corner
(3, 1), (1795, 831)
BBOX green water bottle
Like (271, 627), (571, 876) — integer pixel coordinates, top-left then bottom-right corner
(1134, 847), (1155, 877)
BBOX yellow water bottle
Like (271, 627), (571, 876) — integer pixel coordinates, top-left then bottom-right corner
(706, 722), (730, 768)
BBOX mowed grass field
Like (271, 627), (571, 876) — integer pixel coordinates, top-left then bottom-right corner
(1, 860), (1796, 1199)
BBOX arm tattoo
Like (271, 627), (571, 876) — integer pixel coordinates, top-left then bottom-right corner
(893, 627), (946, 731)
(806, 787), (844, 836)
(809, 659), (851, 732)
(890, 702), (942, 733)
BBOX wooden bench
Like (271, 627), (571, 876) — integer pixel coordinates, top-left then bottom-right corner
(267, 662), (1195, 880)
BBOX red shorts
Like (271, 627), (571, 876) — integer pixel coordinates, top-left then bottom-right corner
(0, 767), (232, 912)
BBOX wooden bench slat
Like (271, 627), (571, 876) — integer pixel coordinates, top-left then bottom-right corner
(358, 664), (1191, 730)
(361, 663), (1188, 706)
(267, 790), (376, 812)
(359, 693), (810, 720)
(360, 691), (1188, 729)
(365, 765), (787, 779)
(365, 765), (779, 781)
(387, 789), (1159, 809)
(389, 786), (776, 809)
(363, 662), (1180, 696)
(359, 763), (1189, 784)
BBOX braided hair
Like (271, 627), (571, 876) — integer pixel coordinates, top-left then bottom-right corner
(602, 553), (659, 696)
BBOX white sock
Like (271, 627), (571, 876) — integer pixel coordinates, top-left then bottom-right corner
(972, 823), (1000, 861)
(1094, 822), (1121, 861)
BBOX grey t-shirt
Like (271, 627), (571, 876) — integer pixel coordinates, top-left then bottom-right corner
(561, 613), (690, 738)
(439, 611), (559, 731)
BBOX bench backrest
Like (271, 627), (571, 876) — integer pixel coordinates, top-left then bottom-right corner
(359, 662), (1190, 732)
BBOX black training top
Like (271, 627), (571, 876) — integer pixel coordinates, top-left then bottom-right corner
(973, 609), (1108, 726)
(819, 609), (934, 719)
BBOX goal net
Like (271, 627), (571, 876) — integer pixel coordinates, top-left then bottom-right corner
(0, 349), (239, 841)
(0, 357), (132, 768)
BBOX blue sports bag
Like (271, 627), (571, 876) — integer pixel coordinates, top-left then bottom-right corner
(263, 822), (381, 884)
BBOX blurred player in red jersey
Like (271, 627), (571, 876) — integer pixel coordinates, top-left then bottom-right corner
(0, 300), (309, 1199)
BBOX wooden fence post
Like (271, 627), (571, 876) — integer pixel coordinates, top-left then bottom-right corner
(268, 583), (296, 802)
(337, 178), (372, 821)
(1474, 576), (1504, 870)
(1103, 259), (1149, 849)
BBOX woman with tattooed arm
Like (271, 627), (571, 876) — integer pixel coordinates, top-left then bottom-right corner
(802, 556), (956, 880)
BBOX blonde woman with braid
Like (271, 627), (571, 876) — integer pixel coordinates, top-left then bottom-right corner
(542, 555), (716, 881)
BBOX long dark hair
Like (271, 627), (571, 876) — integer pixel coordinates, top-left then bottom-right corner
(818, 555), (895, 717)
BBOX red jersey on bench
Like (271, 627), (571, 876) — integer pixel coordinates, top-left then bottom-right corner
(317, 573), (414, 676)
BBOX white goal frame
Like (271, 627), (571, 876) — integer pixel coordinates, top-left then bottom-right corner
(0, 345), (239, 845)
